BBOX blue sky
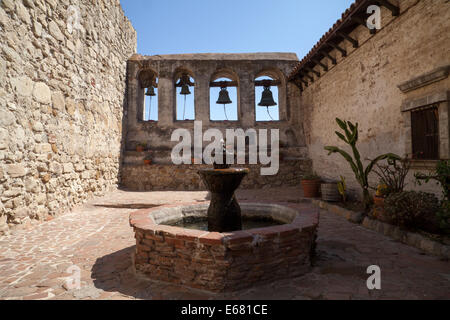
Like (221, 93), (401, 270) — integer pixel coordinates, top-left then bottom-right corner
(122, 0), (354, 121)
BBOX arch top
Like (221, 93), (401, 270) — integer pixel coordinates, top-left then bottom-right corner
(174, 67), (196, 82)
(138, 68), (158, 88)
(210, 68), (239, 83)
(255, 68), (286, 83)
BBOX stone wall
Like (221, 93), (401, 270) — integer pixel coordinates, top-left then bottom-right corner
(298, 0), (450, 198)
(121, 159), (312, 191)
(121, 53), (311, 190)
(0, 0), (137, 234)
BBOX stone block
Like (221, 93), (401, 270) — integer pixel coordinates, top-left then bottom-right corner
(63, 163), (74, 173)
(6, 164), (26, 178)
(48, 21), (64, 41)
(10, 76), (34, 97)
(33, 82), (51, 104)
(34, 143), (52, 154)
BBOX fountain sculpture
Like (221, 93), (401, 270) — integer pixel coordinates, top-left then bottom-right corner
(198, 141), (249, 232)
(129, 141), (319, 292)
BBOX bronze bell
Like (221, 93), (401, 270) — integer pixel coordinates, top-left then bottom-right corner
(216, 87), (232, 105)
(258, 86), (277, 107)
(145, 86), (156, 96)
(180, 83), (191, 95)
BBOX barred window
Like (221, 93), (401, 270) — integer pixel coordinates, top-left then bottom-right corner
(411, 105), (439, 160)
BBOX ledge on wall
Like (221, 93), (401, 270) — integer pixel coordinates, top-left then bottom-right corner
(398, 65), (450, 93)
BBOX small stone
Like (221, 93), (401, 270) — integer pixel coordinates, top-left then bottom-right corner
(6, 164), (26, 178)
(0, 167), (3, 180)
(75, 163), (84, 172)
(66, 99), (76, 116)
(36, 193), (47, 205)
(24, 178), (38, 193)
(1, 0), (15, 11)
(0, 109), (16, 126)
(16, 2), (31, 24)
(15, 207), (29, 219)
(23, 0), (35, 8)
(3, 188), (22, 198)
(33, 82), (52, 104)
(51, 144), (58, 153)
(2, 46), (21, 63)
(32, 122), (44, 132)
(41, 174), (51, 184)
(48, 21), (64, 41)
(52, 92), (65, 111)
(63, 163), (74, 173)
(10, 76), (34, 97)
(32, 21), (42, 37)
(34, 143), (52, 154)
(49, 162), (62, 175)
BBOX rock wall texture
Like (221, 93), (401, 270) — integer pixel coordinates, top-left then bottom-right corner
(299, 0), (450, 198)
(120, 159), (312, 191)
(0, 0), (136, 234)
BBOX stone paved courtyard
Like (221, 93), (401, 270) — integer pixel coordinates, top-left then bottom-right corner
(0, 187), (448, 300)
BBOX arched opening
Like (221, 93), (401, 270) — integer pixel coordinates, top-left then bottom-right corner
(138, 69), (158, 122)
(144, 77), (158, 121)
(210, 74), (238, 121)
(175, 72), (195, 121)
(255, 72), (281, 122)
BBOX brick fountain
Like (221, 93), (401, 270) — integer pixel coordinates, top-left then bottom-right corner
(129, 145), (319, 292)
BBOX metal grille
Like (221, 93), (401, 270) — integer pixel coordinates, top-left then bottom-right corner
(411, 105), (439, 160)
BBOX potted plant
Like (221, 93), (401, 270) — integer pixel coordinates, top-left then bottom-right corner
(374, 183), (389, 204)
(143, 156), (152, 166)
(325, 118), (401, 209)
(301, 172), (322, 198)
(136, 143), (147, 152)
(372, 158), (411, 222)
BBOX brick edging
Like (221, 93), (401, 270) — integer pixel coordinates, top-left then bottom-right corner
(310, 199), (450, 259)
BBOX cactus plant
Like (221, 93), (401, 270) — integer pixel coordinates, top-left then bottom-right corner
(325, 118), (401, 210)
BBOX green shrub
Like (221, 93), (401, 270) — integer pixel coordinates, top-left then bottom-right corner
(384, 191), (440, 233)
(415, 160), (450, 230)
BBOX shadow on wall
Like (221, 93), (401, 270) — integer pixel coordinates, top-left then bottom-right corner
(117, 63), (130, 189)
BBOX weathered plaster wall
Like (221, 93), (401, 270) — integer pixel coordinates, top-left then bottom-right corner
(299, 0), (450, 197)
(0, 0), (136, 234)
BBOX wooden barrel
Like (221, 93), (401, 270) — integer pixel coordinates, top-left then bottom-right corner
(321, 182), (340, 202)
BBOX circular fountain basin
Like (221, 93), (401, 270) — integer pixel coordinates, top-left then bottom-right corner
(129, 203), (319, 292)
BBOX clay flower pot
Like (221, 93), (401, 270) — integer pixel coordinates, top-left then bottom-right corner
(373, 196), (390, 222)
(143, 159), (152, 165)
(136, 145), (145, 152)
(301, 179), (321, 198)
(373, 195), (385, 208)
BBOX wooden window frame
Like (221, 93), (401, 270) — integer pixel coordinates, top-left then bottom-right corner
(411, 105), (440, 160)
